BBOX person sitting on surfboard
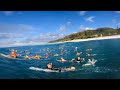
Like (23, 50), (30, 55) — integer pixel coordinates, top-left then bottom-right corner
(76, 57), (81, 63)
(10, 49), (19, 58)
(88, 59), (96, 65)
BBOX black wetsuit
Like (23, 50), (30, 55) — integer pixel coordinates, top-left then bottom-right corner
(77, 59), (80, 61)
(47, 67), (61, 72)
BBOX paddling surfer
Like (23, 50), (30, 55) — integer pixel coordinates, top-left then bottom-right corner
(47, 63), (61, 72)
(10, 49), (20, 58)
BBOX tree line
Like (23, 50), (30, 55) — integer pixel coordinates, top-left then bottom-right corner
(49, 27), (120, 43)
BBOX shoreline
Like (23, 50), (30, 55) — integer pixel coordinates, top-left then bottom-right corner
(1, 35), (120, 48)
(48, 34), (120, 44)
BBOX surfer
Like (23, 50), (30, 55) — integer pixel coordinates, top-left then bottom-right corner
(87, 59), (96, 65)
(45, 53), (49, 58)
(70, 58), (75, 62)
(54, 53), (59, 56)
(47, 63), (53, 69)
(60, 57), (67, 62)
(64, 67), (76, 71)
(32, 54), (41, 59)
(86, 48), (92, 51)
(24, 55), (31, 59)
(10, 49), (20, 58)
(76, 57), (81, 63)
(47, 63), (61, 72)
(76, 52), (82, 56)
(86, 53), (91, 57)
(91, 58), (97, 64)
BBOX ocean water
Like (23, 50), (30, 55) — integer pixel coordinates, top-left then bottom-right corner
(0, 38), (120, 79)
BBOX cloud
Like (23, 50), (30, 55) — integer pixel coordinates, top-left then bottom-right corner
(0, 23), (40, 47)
(85, 16), (95, 22)
(79, 25), (85, 31)
(0, 23), (67, 47)
(19, 33), (66, 46)
(0, 23), (36, 34)
(0, 33), (22, 40)
(79, 11), (87, 16)
(67, 21), (71, 26)
(79, 25), (94, 31)
(115, 11), (120, 14)
(58, 21), (72, 32)
(58, 25), (66, 32)
(84, 27), (94, 30)
(2, 11), (15, 16)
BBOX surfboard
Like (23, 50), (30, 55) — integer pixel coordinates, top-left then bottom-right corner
(29, 67), (62, 72)
(82, 60), (97, 67)
(57, 60), (67, 62)
(0, 53), (26, 60)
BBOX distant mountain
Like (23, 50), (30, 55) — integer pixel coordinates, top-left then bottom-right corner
(48, 27), (120, 43)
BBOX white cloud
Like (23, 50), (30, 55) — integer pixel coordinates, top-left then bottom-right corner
(67, 21), (71, 26)
(18, 33), (66, 46)
(0, 23), (36, 34)
(79, 25), (94, 31)
(58, 21), (72, 32)
(2, 11), (15, 16)
(115, 11), (120, 14)
(79, 25), (85, 31)
(0, 23), (40, 47)
(79, 11), (87, 16)
(85, 16), (95, 22)
(84, 27), (94, 30)
(0, 33), (22, 39)
(58, 25), (66, 32)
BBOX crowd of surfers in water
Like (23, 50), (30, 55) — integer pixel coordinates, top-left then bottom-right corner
(8, 47), (96, 71)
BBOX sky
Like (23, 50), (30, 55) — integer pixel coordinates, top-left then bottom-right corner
(0, 11), (120, 47)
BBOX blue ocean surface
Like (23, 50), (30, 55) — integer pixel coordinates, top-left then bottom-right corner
(0, 38), (120, 79)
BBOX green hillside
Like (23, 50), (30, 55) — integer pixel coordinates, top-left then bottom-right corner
(49, 27), (120, 43)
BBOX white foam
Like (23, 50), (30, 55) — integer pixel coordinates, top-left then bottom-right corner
(29, 66), (59, 72)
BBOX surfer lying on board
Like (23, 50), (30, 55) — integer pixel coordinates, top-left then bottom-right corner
(32, 54), (41, 59)
(64, 67), (76, 71)
(70, 58), (75, 62)
(47, 63), (61, 72)
(54, 53), (59, 56)
(47, 63), (75, 72)
(24, 55), (31, 59)
(86, 53), (91, 57)
(61, 57), (66, 62)
(10, 49), (20, 58)
(76, 52), (82, 56)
